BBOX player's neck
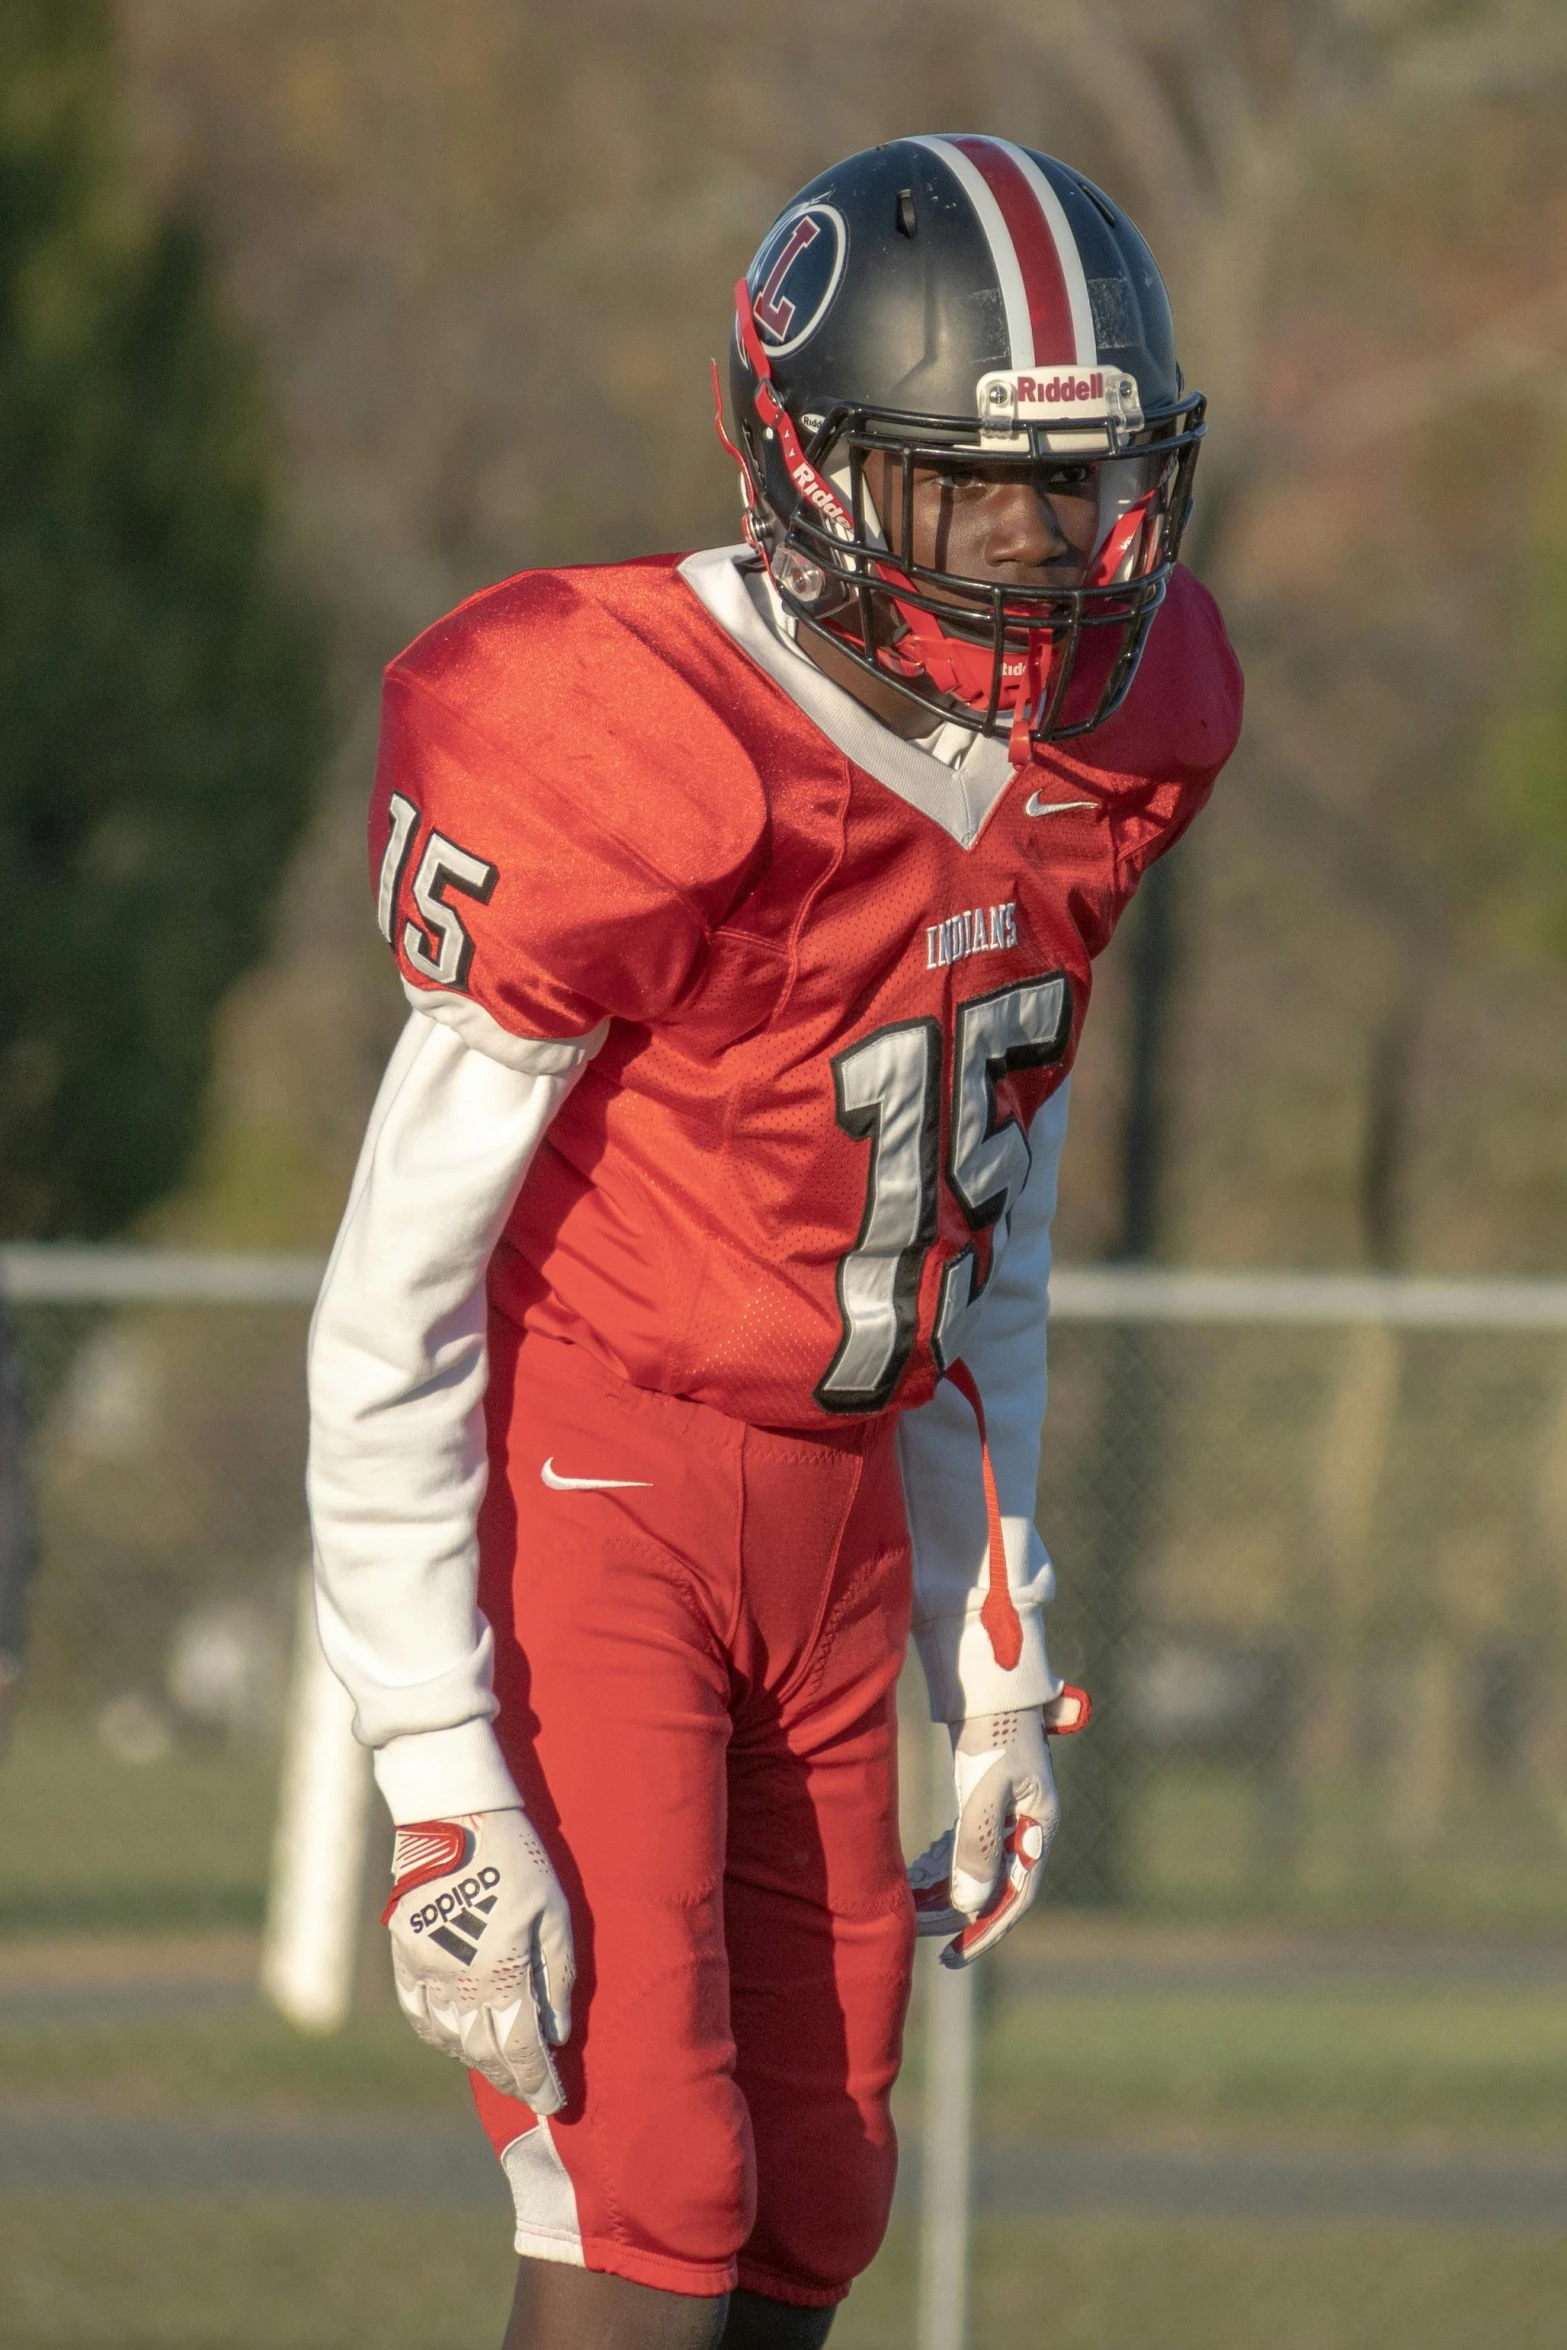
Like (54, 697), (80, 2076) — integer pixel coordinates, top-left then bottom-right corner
(793, 619), (934, 741)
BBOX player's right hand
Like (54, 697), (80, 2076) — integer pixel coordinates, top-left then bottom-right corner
(383, 1807), (574, 2114)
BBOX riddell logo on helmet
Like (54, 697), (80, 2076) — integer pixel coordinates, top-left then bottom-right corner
(786, 453), (853, 537)
(1020, 371), (1103, 405)
(977, 368), (1144, 431)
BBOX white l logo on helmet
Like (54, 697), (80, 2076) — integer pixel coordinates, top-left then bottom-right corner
(747, 203), (848, 357)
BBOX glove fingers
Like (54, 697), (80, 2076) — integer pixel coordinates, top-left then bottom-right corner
(463, 2013), (506, 2095)
(951, 1777), (1007, 1917)
(914, 1902), (965, 1938)
(909, 1829), (965, 1937)
(500, 1994), (567, 2114)
(942, 1812), (1050, 1969)
(390, 1950), (564, 2106)
(908, 1827), (954, 1892)
(420, 1992), (470, 2064)
(392, 1966), (455, 2059)
(391, 1962), (427, 2026)
(467, 1994), (566, 2115)
(534, 1901), (575, 2047)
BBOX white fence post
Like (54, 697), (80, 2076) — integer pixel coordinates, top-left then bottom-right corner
(260, 1572), (373, 2033)
(919, 1721), (974, 2350)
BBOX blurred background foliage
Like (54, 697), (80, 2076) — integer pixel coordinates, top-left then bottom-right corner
(80, 0), (1567, 1273)
(7, 0), (1567, 1798)
(3, 13), (1567, 2346)
(0, 0), (326, 1239)
(0, 0), (1560, 1266)
(1482, 434), (1567, 965)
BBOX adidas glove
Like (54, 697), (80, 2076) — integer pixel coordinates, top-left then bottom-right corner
(910, 1685), (1090, 1968)
(383, 1807), (574, 2113)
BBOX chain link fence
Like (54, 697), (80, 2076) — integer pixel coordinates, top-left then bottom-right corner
(2, 1253), (1565, 2349)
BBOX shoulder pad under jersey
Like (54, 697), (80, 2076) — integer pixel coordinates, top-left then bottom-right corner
(372, 561), (769, 1040)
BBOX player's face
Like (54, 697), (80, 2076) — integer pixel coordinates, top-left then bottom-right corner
(864, 451), (1101, 591)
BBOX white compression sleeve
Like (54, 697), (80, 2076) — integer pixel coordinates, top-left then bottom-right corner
(306, 1008), (600, 1822)
(896, 1081), (1070, 1723)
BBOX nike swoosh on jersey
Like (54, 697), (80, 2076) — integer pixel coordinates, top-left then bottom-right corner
(1024, 793), (1098, 818)
(540, 1457), (650, 1492)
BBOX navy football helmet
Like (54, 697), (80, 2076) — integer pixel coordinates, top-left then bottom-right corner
(720, 136), (1205, 757)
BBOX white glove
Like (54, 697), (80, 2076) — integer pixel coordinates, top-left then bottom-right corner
(383, 1807), (574, 2113)
(910, 1685), (1090, 1968)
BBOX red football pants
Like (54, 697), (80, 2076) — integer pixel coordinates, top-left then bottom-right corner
(470, 1323), (916, 2306)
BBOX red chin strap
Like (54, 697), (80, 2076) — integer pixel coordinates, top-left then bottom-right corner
(711, 357), (769, 563)
(727, 281), (1159, 761)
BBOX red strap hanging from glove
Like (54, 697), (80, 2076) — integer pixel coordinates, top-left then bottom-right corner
(942, 1358), (1023, 1670)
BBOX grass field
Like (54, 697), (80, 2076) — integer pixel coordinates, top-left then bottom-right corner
(5, 1956), (1567, 2154)
(5, 2202), (1567, 2350)
(5, 1712), (1567, 2346)
(1124, 1762), (1567, 1933)
(8, 1705), (1567, 1935)
(0, 1717), (274, 1937)
(5, 1947), (1566, 2347)
(0, 1999), (463, 2116)
(977, 1957), (1567, 2149)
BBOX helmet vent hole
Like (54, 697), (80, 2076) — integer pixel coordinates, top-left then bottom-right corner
(896, 188), (917, 238)
(1073, 174), (1121, 231)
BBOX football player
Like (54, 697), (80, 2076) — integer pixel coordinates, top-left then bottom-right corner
(308, 135), (1241, 2350)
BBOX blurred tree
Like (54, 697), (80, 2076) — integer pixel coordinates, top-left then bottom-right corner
(0, 0), (326, 1237)
(990, 0), (1567, 1269)
(1483, 439), (1567, 960)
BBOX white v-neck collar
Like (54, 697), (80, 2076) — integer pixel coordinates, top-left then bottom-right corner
(678, 546), (1017, 852)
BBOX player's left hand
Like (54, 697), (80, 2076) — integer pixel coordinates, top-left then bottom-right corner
(909, 1686), (1090, 1968)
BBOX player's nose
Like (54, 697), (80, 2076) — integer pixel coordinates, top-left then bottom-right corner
(978, 480), (1069, 574)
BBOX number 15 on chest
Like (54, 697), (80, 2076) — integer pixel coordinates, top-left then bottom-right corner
(813, 972), (1072, 1415)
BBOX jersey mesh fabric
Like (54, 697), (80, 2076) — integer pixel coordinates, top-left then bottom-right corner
(371, 553), (1241, 1430)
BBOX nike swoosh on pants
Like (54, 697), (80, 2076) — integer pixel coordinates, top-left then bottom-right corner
(540, 1457), (650, 1492)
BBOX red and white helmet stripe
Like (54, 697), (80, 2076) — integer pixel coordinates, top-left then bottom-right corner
(913, 135), (1097, 372)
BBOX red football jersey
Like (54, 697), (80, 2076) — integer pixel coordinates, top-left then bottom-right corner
(370, 552), (1241, 1429)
